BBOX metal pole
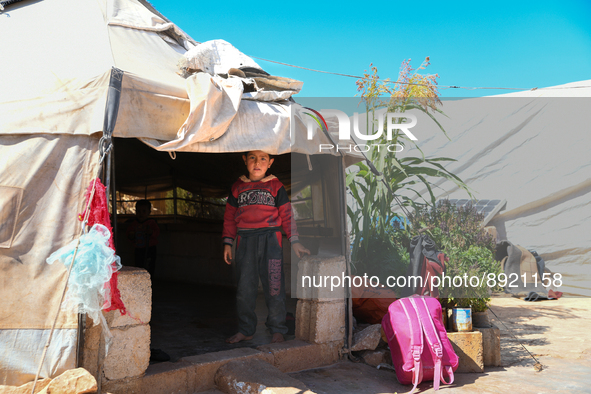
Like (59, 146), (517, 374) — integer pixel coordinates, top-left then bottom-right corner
(110, 143), (118, 250)
(337, 155), (355, 360)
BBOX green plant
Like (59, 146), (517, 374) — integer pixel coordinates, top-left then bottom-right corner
(350, 222), (410, 285)
(414, 201), (502, 311)
(347, 59), (470, 281)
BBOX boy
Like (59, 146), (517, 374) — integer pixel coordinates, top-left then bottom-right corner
(126, 199), (160, 277)
(223, 150), (310, 344)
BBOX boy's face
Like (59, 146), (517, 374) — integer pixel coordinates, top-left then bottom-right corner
(243, 150), (274, 181)
(136, 205), (151, 221)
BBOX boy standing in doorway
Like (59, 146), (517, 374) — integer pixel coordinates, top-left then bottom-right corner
(223, 151), (309, 344)
(126, 199), (160, 277)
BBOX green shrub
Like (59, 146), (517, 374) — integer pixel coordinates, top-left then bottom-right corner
(413, 200), (502, 311)
(351, 224), (410, 285)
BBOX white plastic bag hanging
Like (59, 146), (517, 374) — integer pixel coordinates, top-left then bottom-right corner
(46, 224), (121, 324)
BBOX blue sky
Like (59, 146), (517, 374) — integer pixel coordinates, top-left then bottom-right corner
(150, 0), (591, 97)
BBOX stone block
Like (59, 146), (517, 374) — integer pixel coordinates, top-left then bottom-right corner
(81, 322), (101, 379)
(310, 301), (346, 344)
(103, 324), (151, 381)
(103, 349), (272, 394)
(257, 339), (342, 373)
(103, 360), (196, 394)
(447, 331), (484, 373)
(0, 378), (51, 394)
(182, 347), (274, 393)
(214, 359), (313, 394)
(104, 266), (152, 328)
(351, 324), (381, 351)
(357, 349), (389, 367)
(296, 255), (346, 301)
(475, 325), (501, 367)
(295, 299), (345, 344)
(295, 299), (311, 341)
(38, 368), (97, 394)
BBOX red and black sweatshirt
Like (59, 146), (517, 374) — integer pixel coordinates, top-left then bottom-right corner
(222, 175), (299, 246)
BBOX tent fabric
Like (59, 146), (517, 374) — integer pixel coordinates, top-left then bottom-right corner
(0, 0), (359, 159)
(0, 134), (100, 329)
(142, 73), (244, 151)
(0, 329), (78, 386)
(0, 0), (359, 384)
(398, 87), (591, 296)
(0, 134), (99, 384)
(181, 39), (264, 76)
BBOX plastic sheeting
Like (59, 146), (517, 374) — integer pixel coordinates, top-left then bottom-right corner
(46, 224), (122, 324)
(142, 73), (244, 151)
(181, 39), (264, 76)
(0, 329), (77, 386)
(396, 93), (591, 296)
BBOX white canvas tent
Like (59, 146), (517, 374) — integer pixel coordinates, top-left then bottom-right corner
(0, 0), (355, 385)
(398, 82), (591, 297)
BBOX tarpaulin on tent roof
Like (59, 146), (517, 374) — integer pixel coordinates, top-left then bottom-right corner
(0, 0), (357, 160)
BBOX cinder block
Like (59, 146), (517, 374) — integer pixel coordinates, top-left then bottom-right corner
(104, 266), (152, 327)
(257, 339), (342, 373)
(296, 255), (346, 301)
(295, 299), (311, 341)
(447, 331), (484, 373)
(103, 324), (151, 381)
(295, 299), (345, 344)
(475, 325), (501, 367)
(182, 347), (274, 393)
(310, 300), (346, 344)
(81, 322), (101, 379)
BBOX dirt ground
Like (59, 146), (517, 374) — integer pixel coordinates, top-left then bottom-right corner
(155, 289), (590, 393)
(198, 296), (591, 393)
(289, 295), (591, 394)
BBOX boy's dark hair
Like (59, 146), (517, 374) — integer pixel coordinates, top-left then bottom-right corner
(244, 151), (273, 160)
(135, 199), (152, 209)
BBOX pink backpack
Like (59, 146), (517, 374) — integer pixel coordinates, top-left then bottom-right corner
(382, 296), (459, 393)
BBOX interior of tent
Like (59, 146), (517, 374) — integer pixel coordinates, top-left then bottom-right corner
(111, 139), (347, 359)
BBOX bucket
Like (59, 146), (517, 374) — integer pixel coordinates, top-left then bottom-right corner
(451, 307), (472, 331)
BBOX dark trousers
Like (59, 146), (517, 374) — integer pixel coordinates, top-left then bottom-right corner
(135, 246), (157, 277)
(235, 228), (287, 336)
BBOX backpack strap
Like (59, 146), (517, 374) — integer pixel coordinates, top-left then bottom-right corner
(400, 298), (423, 394)
(411, 297), (455, 390)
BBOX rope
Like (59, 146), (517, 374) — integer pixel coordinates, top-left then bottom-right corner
(488, 306), (543, 371)
(31, 141), (110, 394)
(250, 54), (591, 92)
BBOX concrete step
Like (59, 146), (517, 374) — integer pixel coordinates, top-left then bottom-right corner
(215, 359), (315, 394)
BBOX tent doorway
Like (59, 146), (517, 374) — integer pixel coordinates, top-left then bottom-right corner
(112, 138), (304, 360)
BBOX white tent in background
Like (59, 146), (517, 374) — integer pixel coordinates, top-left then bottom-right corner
(0, 0), (352, 385)
(400, 80), (591, 296)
